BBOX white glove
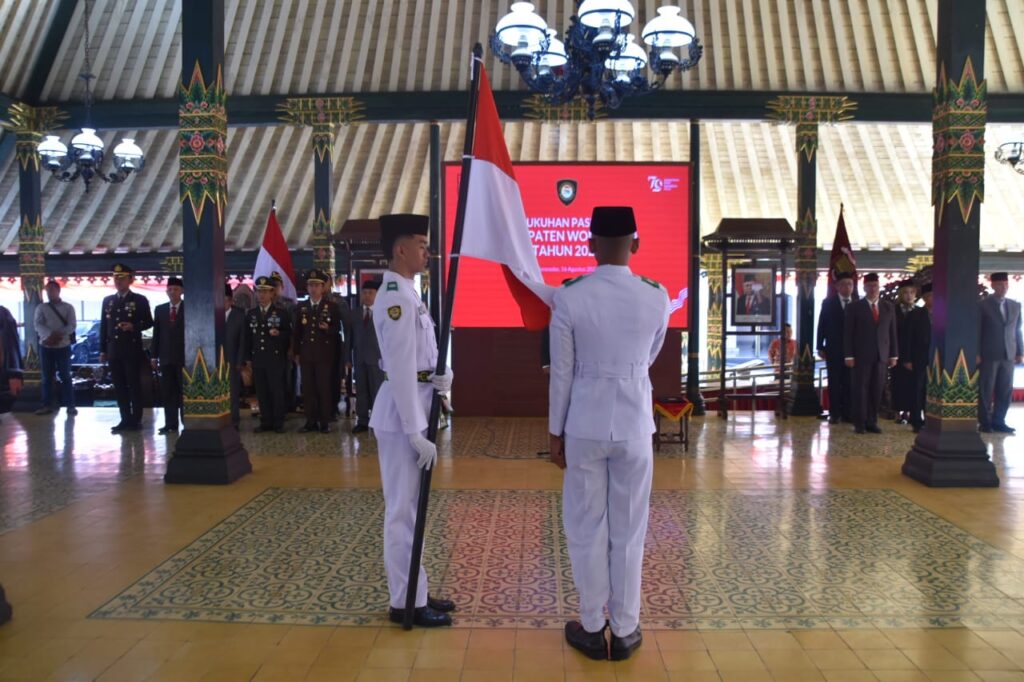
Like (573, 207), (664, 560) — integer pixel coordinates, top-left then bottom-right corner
(431, 367), (453, 393)
(409, 433), (437, 470)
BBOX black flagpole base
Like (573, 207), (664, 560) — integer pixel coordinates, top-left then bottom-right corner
(789, 383), (822, 417)
(902, 422), (998, 487)
(685, 388), (706, 416)
(0, 583), (11, 625)
(165, 423), (251, 485)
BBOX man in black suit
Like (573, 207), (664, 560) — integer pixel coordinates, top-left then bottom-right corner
(892, 279), (919, 424)
(978, 272), (1024, 434)
(351, 279), (385, 433)
(100, 263), (154, 433)
(817, 272), (857, 424)
(736, 276), (770, 318)
(244, 276), (292, 433)
(844, 272), (899, 434)
(224, 283), (247, 430)
(151, 277), (185, 435)
(903, 282), (933, 433)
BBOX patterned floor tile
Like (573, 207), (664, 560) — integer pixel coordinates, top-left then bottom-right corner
(90, 487), (1024, 630)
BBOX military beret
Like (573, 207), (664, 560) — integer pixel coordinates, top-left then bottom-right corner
(166, 276), (184, 288)
(362, 279), (382, 291)
(992, 272), (1009, 282)
(305, 269), (329, 285)
(590, 206), (637, 238)
(255, 276), (275, 290)
(112, 263), (134, 277)
(380, 214), (430, 256)
(863, 272), (880, 283)
(921, 282), (933, 294)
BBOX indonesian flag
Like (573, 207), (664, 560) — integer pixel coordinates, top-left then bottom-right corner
(459, 65), (553, 330)
(254, 207), (297, 300)
(827, 204), (858, 296)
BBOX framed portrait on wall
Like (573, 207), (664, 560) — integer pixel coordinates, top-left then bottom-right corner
(732, 267), (775, 325)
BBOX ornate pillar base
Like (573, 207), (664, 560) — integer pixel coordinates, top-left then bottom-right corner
(903, 423), (998, 487)
(165, 421), (251, 485)
(789, 386), (822, 416)
(0, 583), (11, 625)
(686, 389), (706, 417)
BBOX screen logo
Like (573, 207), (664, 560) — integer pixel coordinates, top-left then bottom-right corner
(648, 176), (680, 193)
(556, 179), (577, 206)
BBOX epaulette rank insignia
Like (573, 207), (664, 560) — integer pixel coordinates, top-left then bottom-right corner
(639, 276), (662, 289)
(386, 282), (399, 292)
(563, 275), (587, 287)
(387, 305), (402, 320)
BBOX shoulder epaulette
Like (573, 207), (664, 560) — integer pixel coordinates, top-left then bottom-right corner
(637, 275), (663, 290)
(563, 275), (588, 287)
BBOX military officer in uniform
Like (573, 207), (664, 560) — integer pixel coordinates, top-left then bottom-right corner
(371, 213), (455, 628)
(100, 263), (154, 433)
(549, 207), (670, 662)
(293, 269), (341, 433)
(244, 276), (292, 433)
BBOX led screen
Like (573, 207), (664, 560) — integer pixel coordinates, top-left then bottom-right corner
(444, 162), (690, 328)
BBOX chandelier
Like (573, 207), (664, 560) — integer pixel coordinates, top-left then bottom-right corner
(994, 141), (1024, 175)
(36, 0), (144, 190)
(491, 1), (702, 119)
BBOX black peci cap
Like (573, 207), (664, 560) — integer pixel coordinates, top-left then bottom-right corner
(590, 206), (637, 238)
(166, 276), (183, 288)
(380, 214), (429, 257)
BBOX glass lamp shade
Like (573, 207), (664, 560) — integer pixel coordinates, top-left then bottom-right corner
(641, 6), (696, 47)
(605, 34), (648, 78)
(70, 127), (104, 166)
(537, 29), (568, 71)
(38, 135), (69, 168)
(112, 138), (144, 170)
(495, 1), (548, 58)
(578, 0), (635, 29)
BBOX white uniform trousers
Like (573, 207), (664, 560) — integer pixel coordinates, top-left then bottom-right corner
(374, 429), (429, 609)
(563, 435), (653, 637)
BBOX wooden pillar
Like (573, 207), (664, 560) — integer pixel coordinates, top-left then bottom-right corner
(767, 96), (856, 417)
(1, 104), (65, 387)
(165, 0), (251, 484)
(903, 0), (997, 487)
(279, 97), (364, 282)
(686, 120), (705, 414)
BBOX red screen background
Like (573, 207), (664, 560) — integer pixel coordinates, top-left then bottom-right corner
(444, 162), (690, 328)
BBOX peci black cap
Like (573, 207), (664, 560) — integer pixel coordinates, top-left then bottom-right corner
(897, 279), (915, 289)
(166, 276), (183, 288)
(835, 271), (855, 282)
(590, 206), (637, 238)
(863, 272), (880, 283)
(992, 272), (1009, 282)
(362, 279), (382, 291)
(380, 214), (429, 257)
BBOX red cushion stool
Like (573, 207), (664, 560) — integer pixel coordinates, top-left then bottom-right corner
(653, 396), (692, 452)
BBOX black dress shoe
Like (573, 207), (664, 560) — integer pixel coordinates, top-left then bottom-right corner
(158, 426), (178, 435)
(866, 425), (882, 434)
(427, 595), (456, 613)
(387, 606), (452, 628)
(110, 422), (126, 433)
(610, 626), (643, 661)
(994, 424), (1016, 434)
(300, 424), (319, 433)
(564, 620), (607, 660)
(352, 424), (369, 434)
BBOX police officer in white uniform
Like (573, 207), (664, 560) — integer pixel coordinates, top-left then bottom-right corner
(548, 206), (670, 661)
(370, 213), (456, 628)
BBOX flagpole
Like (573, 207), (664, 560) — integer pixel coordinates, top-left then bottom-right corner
(402, 42), (484, 630)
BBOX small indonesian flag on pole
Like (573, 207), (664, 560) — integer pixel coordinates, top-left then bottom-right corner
(459, 65), (553, 331)
(254, 204), (297, 300)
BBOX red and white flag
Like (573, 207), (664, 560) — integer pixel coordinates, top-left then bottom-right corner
(459, 65), (553, 330)
(254, 207), (297, 300)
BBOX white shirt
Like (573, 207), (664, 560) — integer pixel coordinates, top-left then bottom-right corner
(549, 265), (671, 441)
(34, 300), (77, 349)
(369, 270), (439, 434)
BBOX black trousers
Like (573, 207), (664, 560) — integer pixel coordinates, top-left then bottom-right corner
(826, 361), (851, 420)
(301, 361), (334, 427)
(160, 364), (183, 429)
(253, 361), (287, 429)
(354, 360), (385, 426)
(110, 356), (144, 426)
(228, 362), (242, 427)
(851, 360), (887, 430)
(909, 368), (928, 428)
(892, 365), (915, 413)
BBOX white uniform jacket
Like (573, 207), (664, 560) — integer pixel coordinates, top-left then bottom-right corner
(369, 271), (439, 435)
(549, 265), (671, 441)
